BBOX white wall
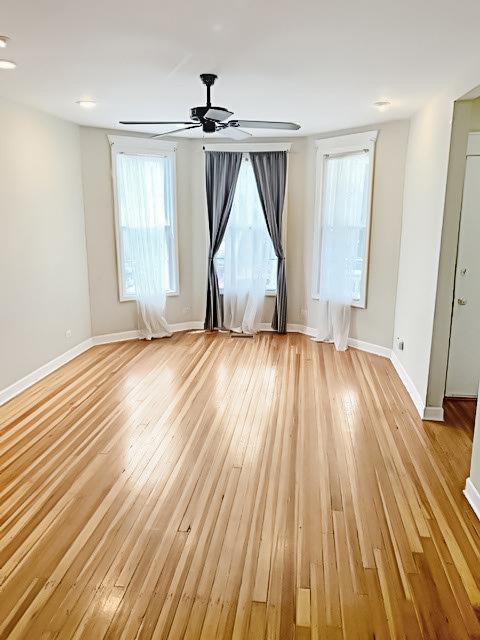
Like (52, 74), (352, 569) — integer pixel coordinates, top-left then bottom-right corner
(0, 98), (91, 390)
(392, 95), (456, 405)
(80, 121), (409, 349)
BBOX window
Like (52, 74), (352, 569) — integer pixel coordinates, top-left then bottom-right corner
(215, 156), (277, 294)
(109, 136), (178, 301)
(312, 131), (377, 308)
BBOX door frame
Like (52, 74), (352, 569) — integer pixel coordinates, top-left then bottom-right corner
(445, 132), (480, 397)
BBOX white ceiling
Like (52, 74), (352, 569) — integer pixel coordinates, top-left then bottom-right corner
(2, 0), (480, 138)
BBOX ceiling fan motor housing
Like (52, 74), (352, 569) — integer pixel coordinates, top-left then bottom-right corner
(203, 119), (216, 133)
(190, 104), (233, 132)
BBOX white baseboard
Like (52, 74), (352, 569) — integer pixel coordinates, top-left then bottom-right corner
(423, 406), (445, 421)
(464, 477), (480, 521)
(91, 330), (139, 345)
(388, 353), (445, 421)
(347, 338), (391, 359)
(91, 322), (204, 346)
(171, 321), (205, 332)
(390, 351), (425, 419)
(287, 323), (317, 337)
(0, 322), (205, 407)
(0, 338), (93, 406)
(257, 322), (315, 335)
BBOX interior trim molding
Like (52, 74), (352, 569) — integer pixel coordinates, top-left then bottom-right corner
(171, 321), (205, 332)
(315, 130), (378, 154)
(390, 351), (432, 420)
(0, 338), (93, 406)
(107, 134), (177, 152)
(92, 322), (205, 345)
(348, 338), (391, 359)
(423, 406), (445, 421)
(91, 330), (138, 345)
(464, 477), (480, 521)
(203, 142), (291, 152)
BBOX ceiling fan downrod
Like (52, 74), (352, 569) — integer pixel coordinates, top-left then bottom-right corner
(200, 73), (217, 108)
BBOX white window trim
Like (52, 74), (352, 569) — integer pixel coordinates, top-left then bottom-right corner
(312, 130), (378, 309)
(203, 142), (291, 152)
(205, 148), (289, 297)
(108, 135), (180, 302)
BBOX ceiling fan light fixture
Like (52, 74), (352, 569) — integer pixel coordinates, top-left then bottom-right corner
(76, 99), (97, 109)
(373, 100), (391, 111)
(0, 36), (9, 48)
(0, 59), (16, 69)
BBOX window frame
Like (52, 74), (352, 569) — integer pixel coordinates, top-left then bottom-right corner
(312, 130), (378, 309)
(203, 143), (291, 298)
(108, 135), (180, 302)
(214, 153), (279, 296)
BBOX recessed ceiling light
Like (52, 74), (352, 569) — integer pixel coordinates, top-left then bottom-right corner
(373, 100), (391, 111)
(0, 36), (9, 48)
(0, 59), (16, 70)
(76, 100), (97, 109)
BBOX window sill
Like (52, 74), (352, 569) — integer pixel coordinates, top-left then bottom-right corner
(119, 290), (179, 303)
(311, 294), (366, 309)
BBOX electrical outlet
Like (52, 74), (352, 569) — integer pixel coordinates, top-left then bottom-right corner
(396, 337), (404, 351)
(65, 329), (72, 338)
(183, 306), (191, 317)
(300, 308), (307, 319)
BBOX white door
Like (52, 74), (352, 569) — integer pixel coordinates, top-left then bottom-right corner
(446, 149), (480, 397)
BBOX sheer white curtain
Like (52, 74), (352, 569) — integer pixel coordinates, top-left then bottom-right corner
(222, 158), (271, 333)
(116, 153), (172, 340)
(315, 150), (369, 350)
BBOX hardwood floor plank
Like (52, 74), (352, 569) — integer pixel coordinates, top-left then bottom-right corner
(0, 332), (479, 639)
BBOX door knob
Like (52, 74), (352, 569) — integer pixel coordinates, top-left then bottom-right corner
(457, 297), (467, 305)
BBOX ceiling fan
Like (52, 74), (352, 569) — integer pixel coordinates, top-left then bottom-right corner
(120, 73), (301, 140)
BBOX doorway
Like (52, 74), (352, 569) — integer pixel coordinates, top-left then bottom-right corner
(446, 132), (480, 399)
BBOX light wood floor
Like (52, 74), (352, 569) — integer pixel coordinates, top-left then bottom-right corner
(1, 332), (480, 639)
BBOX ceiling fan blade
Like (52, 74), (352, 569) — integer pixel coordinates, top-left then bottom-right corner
(152, 125), (201, 138)
(204, 107), (234, 122)
(230, 120), (300, 130)
(222, 127), (252, 140)
(119, 121), (196, 125)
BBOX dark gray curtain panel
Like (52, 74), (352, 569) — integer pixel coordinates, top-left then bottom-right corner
(250, 151), (288, 333)
(204, 151), (243, 330)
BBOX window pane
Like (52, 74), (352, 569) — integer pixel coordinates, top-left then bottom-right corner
(319, 150), (370, 303)
(116, 153), (176, 295)
(215, 159), (277, 293)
